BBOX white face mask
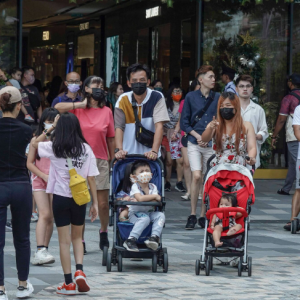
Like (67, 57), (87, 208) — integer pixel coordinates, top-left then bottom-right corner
(44, 123), (53, 130)
(133, 172), (152, 184)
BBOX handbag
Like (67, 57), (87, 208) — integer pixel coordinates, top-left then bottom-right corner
(20, 83), (41, 112)
(67, 158), (91, 206)
(181, 91), (216, 148)
(132, 96), (154, 148)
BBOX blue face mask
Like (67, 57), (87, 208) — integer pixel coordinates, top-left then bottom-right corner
(154, 87), (163, 92)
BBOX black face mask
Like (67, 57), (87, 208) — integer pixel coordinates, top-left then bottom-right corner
(131, 82), (147, 96)
(92, 88), (104, 101)
(220, 108), (235, 120)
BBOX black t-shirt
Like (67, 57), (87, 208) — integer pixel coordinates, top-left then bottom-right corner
(17, 84), (41, 124)
(0, 118), (32, 182)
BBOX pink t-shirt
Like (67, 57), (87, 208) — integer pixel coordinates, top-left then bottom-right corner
(38, 141), (99, 198)
(70, 107), (115, 160)
(178, 99), (185, 137)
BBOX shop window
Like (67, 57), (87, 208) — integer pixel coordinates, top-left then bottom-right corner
(137, 28), (149, 66)
(75, 34), (95, 81)
(202, 1), (289, 168)
(151, 23), (170, 91)
(181, 19), (192, 93)
(31, 44), (65, 86)
(293, 4), (300, 73)
(0, 0), (17, 71)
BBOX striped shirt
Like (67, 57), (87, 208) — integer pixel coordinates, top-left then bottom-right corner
(114, 88), (170, 156)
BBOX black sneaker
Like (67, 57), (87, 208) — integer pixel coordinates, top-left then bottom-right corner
(123, 238), (139, 252)
(185, 215), (197, 230)
(198, 217), (205, 228)
(277, 189), (290, 196)
(175, 181), (187, 193)
(83, 242), (87, 255)
(164, 181), (171, 192)
(99, 231), (109, 250)
(144, 235), (159, 250)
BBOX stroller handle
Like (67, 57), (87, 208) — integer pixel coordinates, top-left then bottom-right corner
(114, 201), (162, 207)
(110, 154), (164, 170)
(206, 207), (248, 219)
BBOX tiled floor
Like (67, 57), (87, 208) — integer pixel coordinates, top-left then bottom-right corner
(3, 179), (299, 300)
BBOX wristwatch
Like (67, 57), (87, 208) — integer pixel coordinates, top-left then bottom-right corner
(114, 148), (120, 154)
(3, 78), (9, 83)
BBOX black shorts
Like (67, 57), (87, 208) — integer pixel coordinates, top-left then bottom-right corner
(53, 194), (86, 227)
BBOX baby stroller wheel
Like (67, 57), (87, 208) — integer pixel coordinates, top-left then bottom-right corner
(200, 255), (205, 270)
(248, 257), (252, 277)
(205, 257), (210, 276)
(163, 252), (168, 273)
(291, 219), (298, 234)
(195, 259), (200, 276)
(209, 256), (213, 270)
(152, 254), (158, 273)
(118, 252), (123, 272)
(102, 246), (108, 266)
(106, 253), (112, 272)
(238, 258), (242, 277)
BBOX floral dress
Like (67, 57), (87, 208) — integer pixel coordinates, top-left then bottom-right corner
(210, 133), (247, 167)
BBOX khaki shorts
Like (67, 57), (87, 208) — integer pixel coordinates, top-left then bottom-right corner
(187, 141), (214, 174)
(95, 159), (110, 190)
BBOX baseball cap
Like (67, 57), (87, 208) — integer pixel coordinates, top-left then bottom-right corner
(0, 86), (22, 104)
(288, 74), (300, 86)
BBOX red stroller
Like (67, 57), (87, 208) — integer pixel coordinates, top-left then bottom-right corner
(195, 163), (255, 277)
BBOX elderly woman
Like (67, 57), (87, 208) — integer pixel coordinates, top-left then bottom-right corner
(54, 76), (115, 252)
(202, 91), (257, 168)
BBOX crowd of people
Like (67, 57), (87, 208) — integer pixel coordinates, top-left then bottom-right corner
(0, 62), (300, 298)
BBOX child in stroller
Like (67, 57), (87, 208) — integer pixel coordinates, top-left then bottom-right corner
(105, 155), (168, 273)
(123, 160), (165, 252)
(211, 194), (243, 247)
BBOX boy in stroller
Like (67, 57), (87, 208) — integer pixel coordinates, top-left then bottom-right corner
(123, 160), (165, 252)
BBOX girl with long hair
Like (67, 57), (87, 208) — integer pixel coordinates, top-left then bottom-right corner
(202, 92), (256, 167)
(162, 85), (185, 193)
(27, 108), (59, 266)
(32, 112), (99, 295)
(54, 76), (115, 253)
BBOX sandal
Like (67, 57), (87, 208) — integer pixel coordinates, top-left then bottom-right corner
(283, 221), (291, 231)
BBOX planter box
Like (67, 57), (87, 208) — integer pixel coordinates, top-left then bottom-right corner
(253, 169), (288, 179)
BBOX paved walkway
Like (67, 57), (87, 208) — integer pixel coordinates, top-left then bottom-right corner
(3, 179), (299, 300)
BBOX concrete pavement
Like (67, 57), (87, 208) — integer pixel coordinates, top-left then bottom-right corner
(3, 179), (299, 300)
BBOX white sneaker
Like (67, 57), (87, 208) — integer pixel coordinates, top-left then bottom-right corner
(181, 194), (191, 201)
(0, 290), (8, 300)
(16, 281), (34, 299)
(31, 248), (55, 265)
(30, 212), (38, 223)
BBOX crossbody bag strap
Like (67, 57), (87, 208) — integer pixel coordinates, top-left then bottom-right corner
(289, 92), (300, 104)
(66, 157), (73, 170)
(190, 91), (216, 128)
(131, 95), (141, 124)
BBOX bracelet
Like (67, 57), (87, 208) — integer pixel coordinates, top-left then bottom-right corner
(271, 136), (276, 139)
(42, 129), (48, 135)
(151, 150), (158, 154)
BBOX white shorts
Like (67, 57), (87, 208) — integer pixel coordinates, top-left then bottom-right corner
(187, 141), (214, 173)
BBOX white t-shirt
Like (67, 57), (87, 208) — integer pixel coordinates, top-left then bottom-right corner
(129, 182), (158, 212)
(292, 106), (300, 159)
(38, 141), (99, 197)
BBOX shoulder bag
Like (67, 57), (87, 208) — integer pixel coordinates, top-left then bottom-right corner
(67, 158), (91, 206)
(132, 95), (154, 148)
(181, 92), (216, 147)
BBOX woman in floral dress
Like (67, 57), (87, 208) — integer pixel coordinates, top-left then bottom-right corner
(202, 92), (257, 168)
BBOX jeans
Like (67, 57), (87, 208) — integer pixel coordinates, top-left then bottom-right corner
(0, 182), (32, 285)
(282, 141), (298, 193)
(128, 211), (165, 240)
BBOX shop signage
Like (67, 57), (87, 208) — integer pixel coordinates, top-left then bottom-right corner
(43, 31), (50, 41)
(79, 22), (89, 30)
(146, 6), (161, 19)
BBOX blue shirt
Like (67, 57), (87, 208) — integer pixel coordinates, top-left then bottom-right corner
(224, 81), (237, 94)
(180, 90), (220, 146)
(51, 92), (82, 108)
